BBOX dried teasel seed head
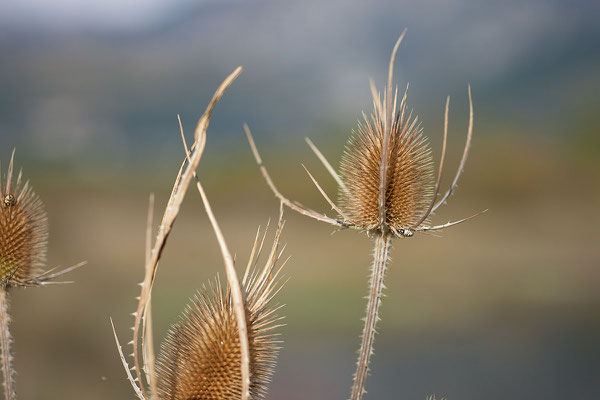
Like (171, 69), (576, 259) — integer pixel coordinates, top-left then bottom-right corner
(0, 151), (48, 286)
(339, 91), (435, 232)
(156, 269), (283, 400)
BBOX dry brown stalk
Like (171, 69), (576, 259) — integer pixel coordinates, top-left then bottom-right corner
(142, 193), (158, 396)
(246, 30), (484, 400)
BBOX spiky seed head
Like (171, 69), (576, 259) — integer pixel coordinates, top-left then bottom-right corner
(0, 152), (48, 286)
(339, 93), (435, 233)
(156, 271), (283, 400)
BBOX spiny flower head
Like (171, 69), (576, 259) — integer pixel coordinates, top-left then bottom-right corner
(0, 151), (48, 287)
(335, 31), (477, 238)
(339, 89), (435, 234)
(155, 266), (283, 400)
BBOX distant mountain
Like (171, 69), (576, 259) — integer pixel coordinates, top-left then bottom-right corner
(1, 0), (598, 160)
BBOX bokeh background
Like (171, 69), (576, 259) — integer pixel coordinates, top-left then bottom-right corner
(1, 0), (599, 399)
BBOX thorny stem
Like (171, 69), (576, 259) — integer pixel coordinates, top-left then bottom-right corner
(350, 233), (392, 400)
(142, 194), (157, 398)
(0, 289), (15, 400)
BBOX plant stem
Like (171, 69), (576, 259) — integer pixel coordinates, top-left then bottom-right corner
(350, 233), (392, 400)
(0, 288), (15, 400)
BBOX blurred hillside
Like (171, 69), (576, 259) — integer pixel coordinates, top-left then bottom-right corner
(1, 0), (599, 163)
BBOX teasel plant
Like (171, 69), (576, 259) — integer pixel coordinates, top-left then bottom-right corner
(245, 29), (485, 399)
(0, 150), (86, 400)
(112, 66), (287, 400)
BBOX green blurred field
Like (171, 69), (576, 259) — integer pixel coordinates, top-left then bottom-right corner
(5, 129), (599, 399)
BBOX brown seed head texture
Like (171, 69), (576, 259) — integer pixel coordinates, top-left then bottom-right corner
(156, 269), (283, 400)
(339, 90), (434, 232)
(0, 152), (48, 286)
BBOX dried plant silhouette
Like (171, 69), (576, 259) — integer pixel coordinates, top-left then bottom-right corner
(0, 150), (85, 400)
(246, 29), (483, 400)
(155, 219), (286, 400)
(113, 66), (286, 400)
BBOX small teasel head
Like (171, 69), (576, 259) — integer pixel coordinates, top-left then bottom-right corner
(0, 151), (48, 286)
(155, 264), (284, 400)
(338, 84), (435, 235)
(336, 32), (478, 238)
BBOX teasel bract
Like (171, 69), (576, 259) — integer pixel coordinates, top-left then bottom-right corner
(246, 29), (484, 399)
(0, 150), (84, 400)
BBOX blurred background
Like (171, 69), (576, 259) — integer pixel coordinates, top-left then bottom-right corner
(1, 0), (599, 398)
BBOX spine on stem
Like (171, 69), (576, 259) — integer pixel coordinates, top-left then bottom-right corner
(350, 233), (392, 400)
